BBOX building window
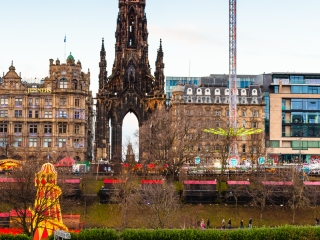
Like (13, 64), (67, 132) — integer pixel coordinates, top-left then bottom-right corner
(0, 110), (8, 118)
(214, 144), (220, 151)
(242, 110), (246, 117)
(29, 138), (37, 147)
(44, 138), (52, 148)
(214, 110), (222, 116)
(206, 110), (210, 116)
(242, 120), (246, 128)
(0, 124), (7, 133)
(215, 88), (220, 95)
(58, 123), (67, 134)
(187, 88), (193, 95)
(14, 124), (22, 133)
(253, 111), (259, 117)
(60, 98), (67, 106)
(45, 98), (52, 106)
(35, 98), (40, 106)
(44, 111), (52, 118)
(14, 138), (22, 147)
(252, 122), (258, 128)
(58, 138), (67, 147)
(28, 98), (33, 106)
(74, 124), (80, 134)
(60, 78), (68, 89)
(225, 89), (229, 95)
(241, 89), (246, 95)
(0, 138), (6, 147)
(252, 89), (258, 95)
(0, 98), (8, 105)
(242, 144), (246, 153)
(226, 110), (229, 117)
(252, 145), (257, 154)
(73, 138), (80, 148)
(59, 110), (67, 118)
(35, 110), (39, 118)
(29, 124), (37, 134)
(205, 88), (210, 95)
(29, 110), (32, 118)
(15, 98), (22, 106)
(44, 124), (52, 134)
(74, 98), (80, 107)
(14, 110), (22, 118)
(197, 88), (202, 95)
(74, 111), (80, 119)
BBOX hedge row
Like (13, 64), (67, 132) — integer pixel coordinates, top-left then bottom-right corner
(43, 226), (320, 240)
(0, 235), (30, 240)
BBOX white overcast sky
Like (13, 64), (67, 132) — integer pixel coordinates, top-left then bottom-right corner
(1, 0), (320, 154)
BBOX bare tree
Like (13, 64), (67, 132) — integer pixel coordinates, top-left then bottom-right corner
(286, 167), (309, 223)
(305, 184), (320, 218)
(0, 133), (15, 159)
(135, 180), (180, 228)
(139, 107), (203, 181)
(247, 172), (276, 222)
(0, 161), (69, 236)
(109, 170), (138, 229)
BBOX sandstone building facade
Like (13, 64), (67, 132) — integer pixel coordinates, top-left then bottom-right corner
(0, 55), (93, 162)
(171, 84), (265, 164)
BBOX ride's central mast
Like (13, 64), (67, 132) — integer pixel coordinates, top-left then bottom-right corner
(228, 0), (238, 161)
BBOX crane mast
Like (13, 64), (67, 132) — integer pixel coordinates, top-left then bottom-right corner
(228, 0), (239, 163)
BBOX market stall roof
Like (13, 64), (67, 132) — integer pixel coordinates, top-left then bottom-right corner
(304, 181), (320, 185)
(54, 156), (76, 167)
(227, 181), (250, 185)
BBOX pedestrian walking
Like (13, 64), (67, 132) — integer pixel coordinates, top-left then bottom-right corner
(248, 218), (252, 228)
(240, 219), (244, 229)
(206, 219), (210, 229)
(228, 218), (232, 229)
(221, 219), (226, 229)
(201, 219), (205, 229)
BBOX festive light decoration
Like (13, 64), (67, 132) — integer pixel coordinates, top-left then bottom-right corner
(32, 163), (68, 240)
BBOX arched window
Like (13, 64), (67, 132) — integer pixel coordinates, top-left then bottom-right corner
(225, 89), (229, 95)
(251, 97), (258, 104)
(197, 88), (202, 95)
(252, 89), (258, 95)
(128, 9), (136, 47)
(187, 88), (193, 95)
(60, 78), (68, 89)
(72, 79), (78, 90)
(205, 88), (210, 95)
(215, 88), (220, 95)
(241, 89), (246, 95)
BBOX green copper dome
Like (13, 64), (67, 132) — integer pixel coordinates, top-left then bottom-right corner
(67, 52), (74, 61)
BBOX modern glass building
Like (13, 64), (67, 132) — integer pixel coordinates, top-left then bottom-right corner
(165, 76), (199, 104)
(255, 73), (320, 164)
(200, 74), (257, 88)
